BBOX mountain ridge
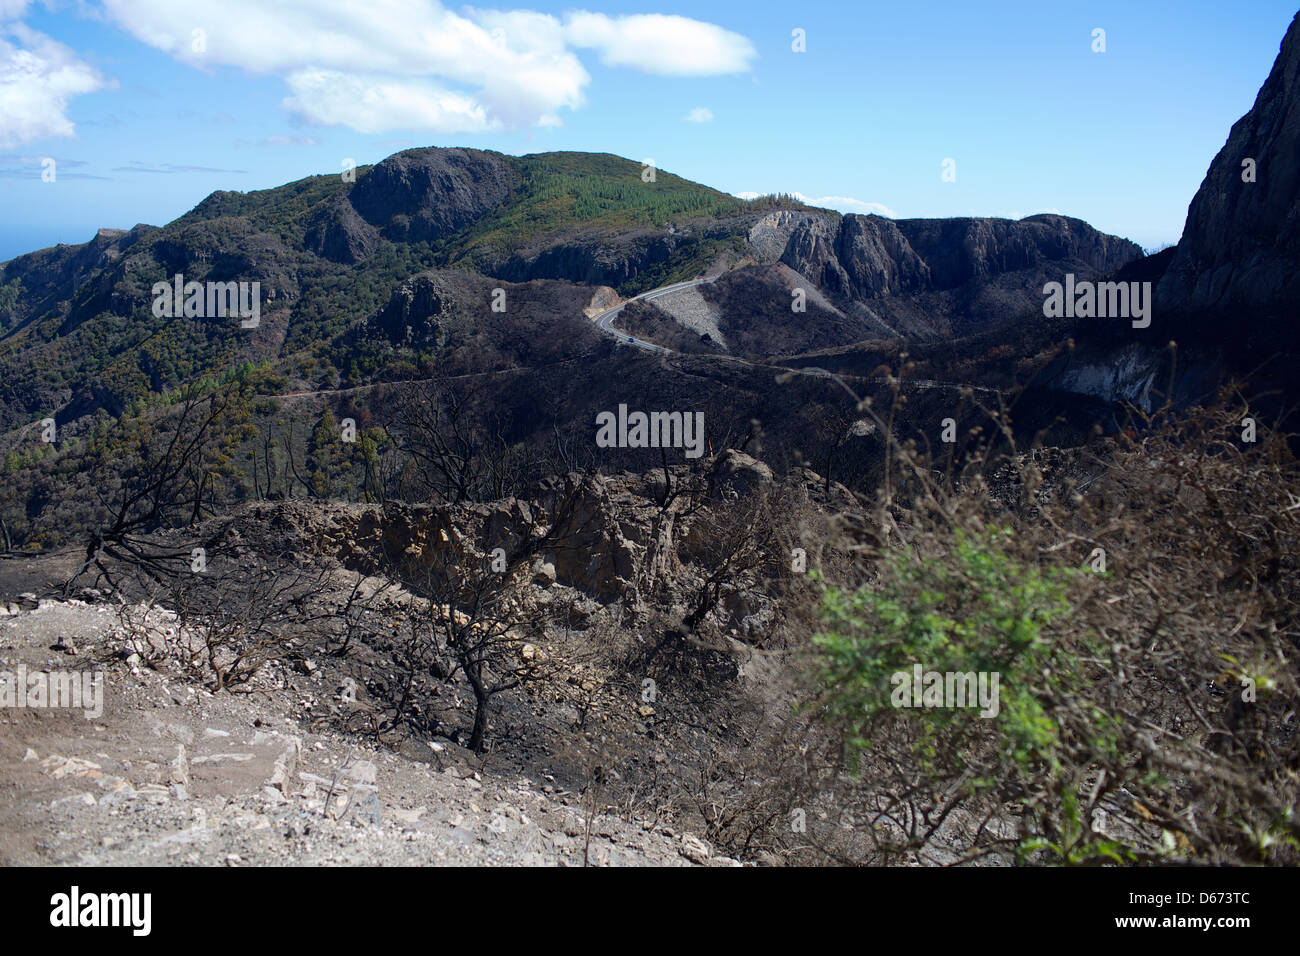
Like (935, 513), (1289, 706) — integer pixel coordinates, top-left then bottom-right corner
(0, 147), (1143, 435)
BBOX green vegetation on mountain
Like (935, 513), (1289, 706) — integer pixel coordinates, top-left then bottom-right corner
(446, 152), (749, 264)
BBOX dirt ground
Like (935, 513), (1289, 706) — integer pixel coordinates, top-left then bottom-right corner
(0, 556), (731, 867)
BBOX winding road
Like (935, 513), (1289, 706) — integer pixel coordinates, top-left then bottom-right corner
(591, 275), (999, 397)
(592, 277), (715, 355)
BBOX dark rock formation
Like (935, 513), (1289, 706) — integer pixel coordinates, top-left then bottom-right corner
(895, 214), (1139, 289)
(776, 212), (1141, 338)
(709, 449), (774, 499)
(837, 214), (933, 296)
(0, 224), (153, 330)
(781, 212), (1139, 302)
(302, 195), (382, 264)
(747, 210), (829, 263)
(1157, 12), (1300, 352)
(1036, 13), (1300, 416)
(495, 235), (678, 286)
(367, 271), (456, 346)
(780, 215), (932, 300)
(348, 147), (518, 244)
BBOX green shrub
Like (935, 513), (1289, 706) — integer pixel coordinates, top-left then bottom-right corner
(814, 526), (1105, 772)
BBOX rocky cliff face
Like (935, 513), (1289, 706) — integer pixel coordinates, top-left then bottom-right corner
(302, 195), (382, 265)
(780, 215), (931, 300)
(1157, 12), (1300, 349)
(0, 224), (153, 331)
(1035, 13), (1300, 413)
(747, 210), (832, 263)
(369, 272), (456, 344)
(776, 212), (1141, 337)
(229, 449), (835, 617)
(896, 214), (1140, 289)
(493, 234), (678, 287)
(781, 212), (1140, 302)
(331, 147), (518, 251)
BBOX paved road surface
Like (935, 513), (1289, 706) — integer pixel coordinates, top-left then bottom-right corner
(591, 278), (715, 354)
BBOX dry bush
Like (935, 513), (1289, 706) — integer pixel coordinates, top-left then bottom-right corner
(142, 553), (332, 693)
(629, 478), (806, 685)
(384, 540), (555, 752)
(553, 713), (650, 866)
(792, 377), (1300, 865)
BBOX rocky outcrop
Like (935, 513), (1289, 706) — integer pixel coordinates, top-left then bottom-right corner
(777, 212), (1140, 338)
(780, 218), (847, 296)
(496, 237), (670, 286)
(538, 475), (643, 599)
(1035, 14), (1300, 412)
(1157, 13), (1300, 346)
(348, 147), (518, 244)
(492, 232), (698, 287)
(781, 212), (1139, 303)
(835, 214), (933, 297)
(219, 451), (822, 608)
(302, 195), (382, 264)
(368, 272), (456, 345)
(232, 477), (647, 603)
(0, 224), (153, 330)
(895, 214), (1139, 290)
(709, 450), (774, 499)
(747, 210), (828, 263)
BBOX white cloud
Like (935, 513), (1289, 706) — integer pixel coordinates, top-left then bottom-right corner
(684, 106), (713, 123)
(736, 190), (898, 219)
(564, 13), (755, 75)
(0, 22), (112, 149)
(102, 0), (586, 131)
(283, 70), (494, 135)
(100, 1), (754, 134)
(793, 192), (898, 218)
(1000, 208), (1063, 220)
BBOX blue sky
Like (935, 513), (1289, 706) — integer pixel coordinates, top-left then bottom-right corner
(1, 0), (1295, 261)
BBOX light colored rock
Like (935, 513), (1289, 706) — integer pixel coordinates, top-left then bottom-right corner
(710, 449), (774, 499)
(533, 561), (556, 587)
(167, 744), (189, 796)
(191, 753), (256, 764)
(679, 833), (712, 864)
(267, 737), (301, 794)
(392, 806), (426, 825)
(341, 759), (377, 786)
(42, 755), (102, 779)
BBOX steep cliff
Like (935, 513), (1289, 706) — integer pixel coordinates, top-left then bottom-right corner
(777, 212), (1141, 337)
(1157, 12), (1300, 355)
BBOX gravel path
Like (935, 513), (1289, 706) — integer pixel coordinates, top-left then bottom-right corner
(0, 599), (727, 867)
